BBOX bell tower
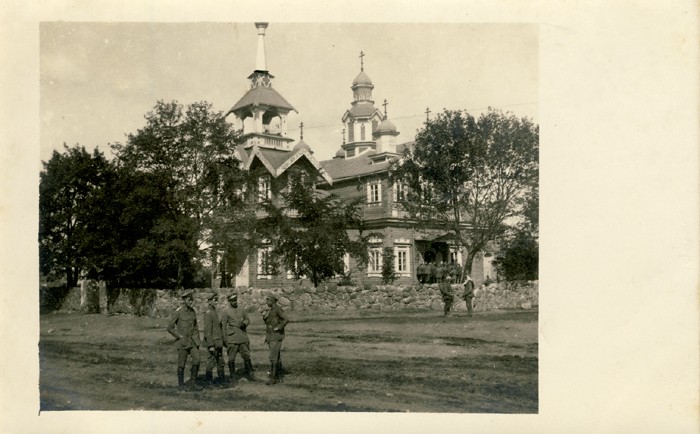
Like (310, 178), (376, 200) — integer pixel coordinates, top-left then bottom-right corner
(226, 22), (297, 151)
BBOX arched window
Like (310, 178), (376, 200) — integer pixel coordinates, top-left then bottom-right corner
(361, 124), (366, 141)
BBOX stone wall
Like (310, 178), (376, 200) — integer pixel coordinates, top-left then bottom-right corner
(51, 281), (537, 318)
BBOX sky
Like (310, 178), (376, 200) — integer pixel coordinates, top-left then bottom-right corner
(40, 22), (538, 163)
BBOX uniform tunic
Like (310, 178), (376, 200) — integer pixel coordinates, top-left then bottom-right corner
(166, 306), (201, 367)
(203, 308), (224, 348)
(221, 306), (252, 363)
(264, 304), (289, 363)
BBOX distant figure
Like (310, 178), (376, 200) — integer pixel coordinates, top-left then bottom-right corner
(263, 293), (289, 385)
(166, 289), (201, 390)
(202, 293), (225, 387)
(463, 274), (475, 317)
(221, 293), (258, 382)
(439, 275), (455, 316)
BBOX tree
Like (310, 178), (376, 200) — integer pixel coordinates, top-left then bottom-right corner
(493, 230), (538, 282)
(257, 169), (369, 287)
(39, 144), (112, 287)
(391, 108), (538, 276)
(111, 100), (251, 288)
(381, 247), (397, 284)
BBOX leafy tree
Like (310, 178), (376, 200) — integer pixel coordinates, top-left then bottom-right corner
(381, 247), (397, 284)
(39, 144), (112, 287)
(391, 108), (538, 276)
(493, 230), (538, 282)
(111, 100), (251, 288)
(257, 169), (369, 287)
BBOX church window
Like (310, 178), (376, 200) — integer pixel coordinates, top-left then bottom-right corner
(258, 175), (271, 202)
(257, 246), (274, 278)
(367, 181), (381, 204)
(395, 246), (410, 274)
(368, 248), (382, 275)
(348, 121), (355, 142)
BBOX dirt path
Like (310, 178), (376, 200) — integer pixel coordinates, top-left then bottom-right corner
(39, 309), (537, 412)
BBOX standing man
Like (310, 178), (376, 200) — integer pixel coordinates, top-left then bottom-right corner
(220, 293), (257, 382)
(463, 274), (476, 317)
(439, 275), (455, 316)
(202, 292), (225, 387)
(166, 289), (202, 390)
(263, 293), (289, 385)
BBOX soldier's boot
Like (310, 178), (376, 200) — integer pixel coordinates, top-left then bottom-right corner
(177, 367), (185, 390)
(205, 369), (213, 387)
(277, 359), (285, 383)
(244, 359), (259, 382)
(266, 362), (278, 385)
(188, 364), (202, 390)
(217, 361), (226, 386)
(228, 361), (236, 382)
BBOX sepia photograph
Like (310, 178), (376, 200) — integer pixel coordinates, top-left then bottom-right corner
(1, 1), (698, 433)
(39, 21), (539, 412)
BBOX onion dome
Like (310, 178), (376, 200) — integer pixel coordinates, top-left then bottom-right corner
(334, 148), (345, 159)
(293, 139), (313, 154)
(375, 118), (397, 134)
(352, 71), (373, 86)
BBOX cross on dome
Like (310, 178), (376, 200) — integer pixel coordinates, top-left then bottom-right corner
(383, 99), (389, 118)
(359, 51), (365, 71)
(425, 107), (431, 121)
(299, 122), (304, 140)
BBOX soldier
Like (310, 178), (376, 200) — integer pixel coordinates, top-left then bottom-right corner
(463, 274), (475, 317)
(202, 292), (225, 387)
(263, 293), (289, 385)
(166, 289), (202, 390)
(439, 275), (454, 316)
(220, 293), (258, 382)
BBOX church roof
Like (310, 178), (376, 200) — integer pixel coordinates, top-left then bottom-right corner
(320, 152), (391, 181)
(375, 118), (398, 134)
(242, 145), (333, 184)
(292, 140), (313, 154)
(352, 71), (373, 86)
(227, 86), (296, 115)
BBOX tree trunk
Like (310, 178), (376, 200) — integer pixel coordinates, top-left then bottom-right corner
(463, 250), (477, 280)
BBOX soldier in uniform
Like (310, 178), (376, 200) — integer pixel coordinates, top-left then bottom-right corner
(463, 274), (475, 317)
(439, 275), (455, 316)
(202, 292), (225, 387)
(220, 293), (258, 382)
(263, 293), (289, 385)
(166, 289), (202, 390)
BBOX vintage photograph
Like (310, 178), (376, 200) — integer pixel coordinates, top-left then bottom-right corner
(39, 21), (539, 412)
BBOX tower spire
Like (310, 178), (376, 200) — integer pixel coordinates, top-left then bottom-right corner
(255, 22), (268, 71)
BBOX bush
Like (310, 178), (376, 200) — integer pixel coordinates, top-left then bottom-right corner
(381, 247), (397, 284)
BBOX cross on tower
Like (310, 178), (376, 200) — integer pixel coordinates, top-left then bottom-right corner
(383, 99), (389, 118)
(299, 122), (304, 140)
(425, 107), (431, 121)
(342, 128), (346, 144)
(359, 51), (365, 71)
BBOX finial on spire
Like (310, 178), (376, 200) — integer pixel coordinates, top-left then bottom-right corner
(299, 122), (304, 140)
(425, 107), (431, 121)
(383, 99), (389, 118)
(342, 128), (346, 145)
(359, 51), (365, 72)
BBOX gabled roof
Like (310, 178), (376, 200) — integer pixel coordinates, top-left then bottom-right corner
(227, 86), (296, 115)
(343, 103), (381, 121)
(244, 146), (333, 184)
(320, 141), (416, 182)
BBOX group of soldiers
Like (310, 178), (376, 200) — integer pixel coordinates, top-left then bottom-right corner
(166, 290), (288, 390)
(438, 274), (476, 317)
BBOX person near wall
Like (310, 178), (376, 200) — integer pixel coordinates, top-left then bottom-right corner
(166, 289), (202, 390)
(202, 292), (225, 387)
(463, 274), (476, 317)
(262, 293), (289, 385)
(221, 293), (258, 382)
(439, 275), (455, 316)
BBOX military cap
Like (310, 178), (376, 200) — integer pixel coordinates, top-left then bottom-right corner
(266, 292), (279, 301)
(445, 276), (453, 281)
(207, 292), (218, 302)
(181, 289), (194, 299)
(227, 293), (238, 302)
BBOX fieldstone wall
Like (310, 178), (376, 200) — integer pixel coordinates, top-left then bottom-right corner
(53, 281), (538, 318)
